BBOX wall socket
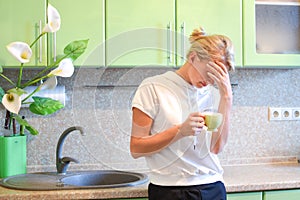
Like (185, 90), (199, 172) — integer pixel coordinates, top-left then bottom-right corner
(268, 107), (300, 121)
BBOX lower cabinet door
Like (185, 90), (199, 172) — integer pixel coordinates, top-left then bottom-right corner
(227, 192), (262, 200)
(263, 189), (300, 200)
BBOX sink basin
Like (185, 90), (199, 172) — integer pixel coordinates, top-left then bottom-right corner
(0, 170), (148, 190)
(61, 170), (148, 188)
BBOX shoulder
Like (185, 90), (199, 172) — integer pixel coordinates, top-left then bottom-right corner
(140, 71), (176, 87)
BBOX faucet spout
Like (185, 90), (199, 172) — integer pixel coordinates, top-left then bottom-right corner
(56, 126), (85, 174)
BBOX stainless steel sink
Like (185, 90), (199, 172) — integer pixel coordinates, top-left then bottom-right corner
(0, 170), (148, 190)
(61, 170), (148, 188)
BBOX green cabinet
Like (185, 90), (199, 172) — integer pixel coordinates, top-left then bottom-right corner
(0, 0), (104, 68)
(227, 192), (262, 200)
(227, 189), (300, 200)
(49, 0), (105, 67)
(263, 189), (300, 200)
(0, 0), (47, 67)
(4, 0), (299, 68)
(176, 0), (242, 67)
(106, 0), (242, 68)
(106, 0), (175, 67)
(243, 0), (300, 67)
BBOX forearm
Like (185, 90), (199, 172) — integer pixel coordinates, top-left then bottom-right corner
(130, 125), (183, 158)
(210, 95), (232, 154)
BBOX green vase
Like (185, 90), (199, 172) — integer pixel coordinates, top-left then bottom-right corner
(0, 135), (27, 178)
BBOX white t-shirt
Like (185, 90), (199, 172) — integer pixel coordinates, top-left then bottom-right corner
(132, 71), (223, 186)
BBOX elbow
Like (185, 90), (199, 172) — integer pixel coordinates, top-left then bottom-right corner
(130, 152), (141, 159)
(130, 143), (142, 159)
(210, 146), (223, 154)
(130, 147), (140, 159)
(210, 141), (226, 154)
(210, 132), (229, 154)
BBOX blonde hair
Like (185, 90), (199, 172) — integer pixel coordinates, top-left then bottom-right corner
(187, 27), (235, 71)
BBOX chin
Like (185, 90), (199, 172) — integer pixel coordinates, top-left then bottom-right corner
(194, 84), (204, 88)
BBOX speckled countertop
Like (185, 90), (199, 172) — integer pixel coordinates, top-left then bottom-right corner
(1, 163), (300, 200)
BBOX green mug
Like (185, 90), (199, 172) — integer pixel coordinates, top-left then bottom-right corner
(204, 112), (223, 131)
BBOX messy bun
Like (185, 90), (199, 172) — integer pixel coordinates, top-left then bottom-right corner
(189, 27), (207, 43)
(187, 26), (235, 71)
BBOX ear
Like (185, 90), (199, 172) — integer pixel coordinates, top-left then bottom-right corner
(188, 51), (197, 65)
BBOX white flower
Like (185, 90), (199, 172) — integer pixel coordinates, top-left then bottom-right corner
(6, 42), (32, 63)
(48, 58), (74, 77)
(40, 76), (58, 90)
(43, 4), (61, 33)
(2, 93), (21, 114)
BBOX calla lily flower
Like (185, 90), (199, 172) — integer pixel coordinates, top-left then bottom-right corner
(2, 93), (21, 114)
(43, 4), (61, 33)
(48, 58), (74, 77)
(6, 42), (32, 63)
(40, 76), (57, 90)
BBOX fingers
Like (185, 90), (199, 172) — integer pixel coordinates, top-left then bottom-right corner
(179, 113), (205, 137)
(189, 112), (205, 118)
(190, 121), (205, 129)
(206, 61), (231, 93)
(208, 61), (228, 75)
(207, 61), (228, 79)
(207, 71), (219, 83)
(190, 116), (204, 123)
(189, 113), (205, 126)
(189, 113), (205, 134)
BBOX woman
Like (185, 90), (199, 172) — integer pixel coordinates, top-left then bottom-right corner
(130, 27), (235, 200)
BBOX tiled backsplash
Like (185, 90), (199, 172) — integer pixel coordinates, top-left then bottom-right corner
(1, 67), (300, 172)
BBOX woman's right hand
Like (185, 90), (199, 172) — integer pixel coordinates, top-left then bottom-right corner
(178, 112), (205, 137)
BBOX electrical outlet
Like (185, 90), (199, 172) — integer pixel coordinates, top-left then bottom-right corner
(268, 107), (282, 121)
(269, 107), (300, 121)
(292, 108), (300, 120)
(281, 108), (292, 120)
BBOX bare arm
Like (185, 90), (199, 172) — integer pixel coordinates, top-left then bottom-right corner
(207, 61), (233, 154)
(130, 107), (205, 158)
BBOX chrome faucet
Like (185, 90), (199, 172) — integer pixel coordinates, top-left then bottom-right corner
(56, 126), (85, 174)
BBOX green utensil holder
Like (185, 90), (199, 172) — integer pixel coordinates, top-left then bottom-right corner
(0, 135), (27, 178)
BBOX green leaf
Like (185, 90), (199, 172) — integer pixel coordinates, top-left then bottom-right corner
(0, 65), (3, 73)
(29, 96), (64, 115)
(25, 125), (39, 135)
(14, 115), (39, 135)
(64, 39), (89, 61)
(0, 87), (5, 102)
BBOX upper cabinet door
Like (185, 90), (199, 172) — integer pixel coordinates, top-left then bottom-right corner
(177, 0), (242, 67)
(106, 0), (176, 67)
(0, 0), (47, 67)
(243, 0), (300, 67)
(49, 0), (105, 67)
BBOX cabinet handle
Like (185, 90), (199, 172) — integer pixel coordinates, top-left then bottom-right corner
(39, 20), (43, 63)
(180, 22), (185, 63)
(53, 32), (57, 62)
(167, 22), (172, 64)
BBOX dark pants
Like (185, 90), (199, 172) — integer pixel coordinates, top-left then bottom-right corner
(148, 181), (226, 200)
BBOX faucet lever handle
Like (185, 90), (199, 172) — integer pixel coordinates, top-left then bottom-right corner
(61, 156), (79, 164)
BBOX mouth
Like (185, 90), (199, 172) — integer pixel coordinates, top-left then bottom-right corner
(196, 81), (208, 88)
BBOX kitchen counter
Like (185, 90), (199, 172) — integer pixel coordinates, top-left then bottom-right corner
(1, 162), (300, 199)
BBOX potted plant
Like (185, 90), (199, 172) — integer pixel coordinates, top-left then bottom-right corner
(0, 3), (88, 178)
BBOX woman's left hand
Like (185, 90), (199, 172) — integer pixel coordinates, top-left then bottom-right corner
(206, 61), (232, 98)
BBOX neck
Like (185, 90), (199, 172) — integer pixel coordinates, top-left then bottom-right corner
(175, 62), (192, 84)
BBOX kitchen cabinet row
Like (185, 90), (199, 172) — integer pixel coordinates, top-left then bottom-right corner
(1, 0), (300, 68)
(228, 189), (300, 200)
